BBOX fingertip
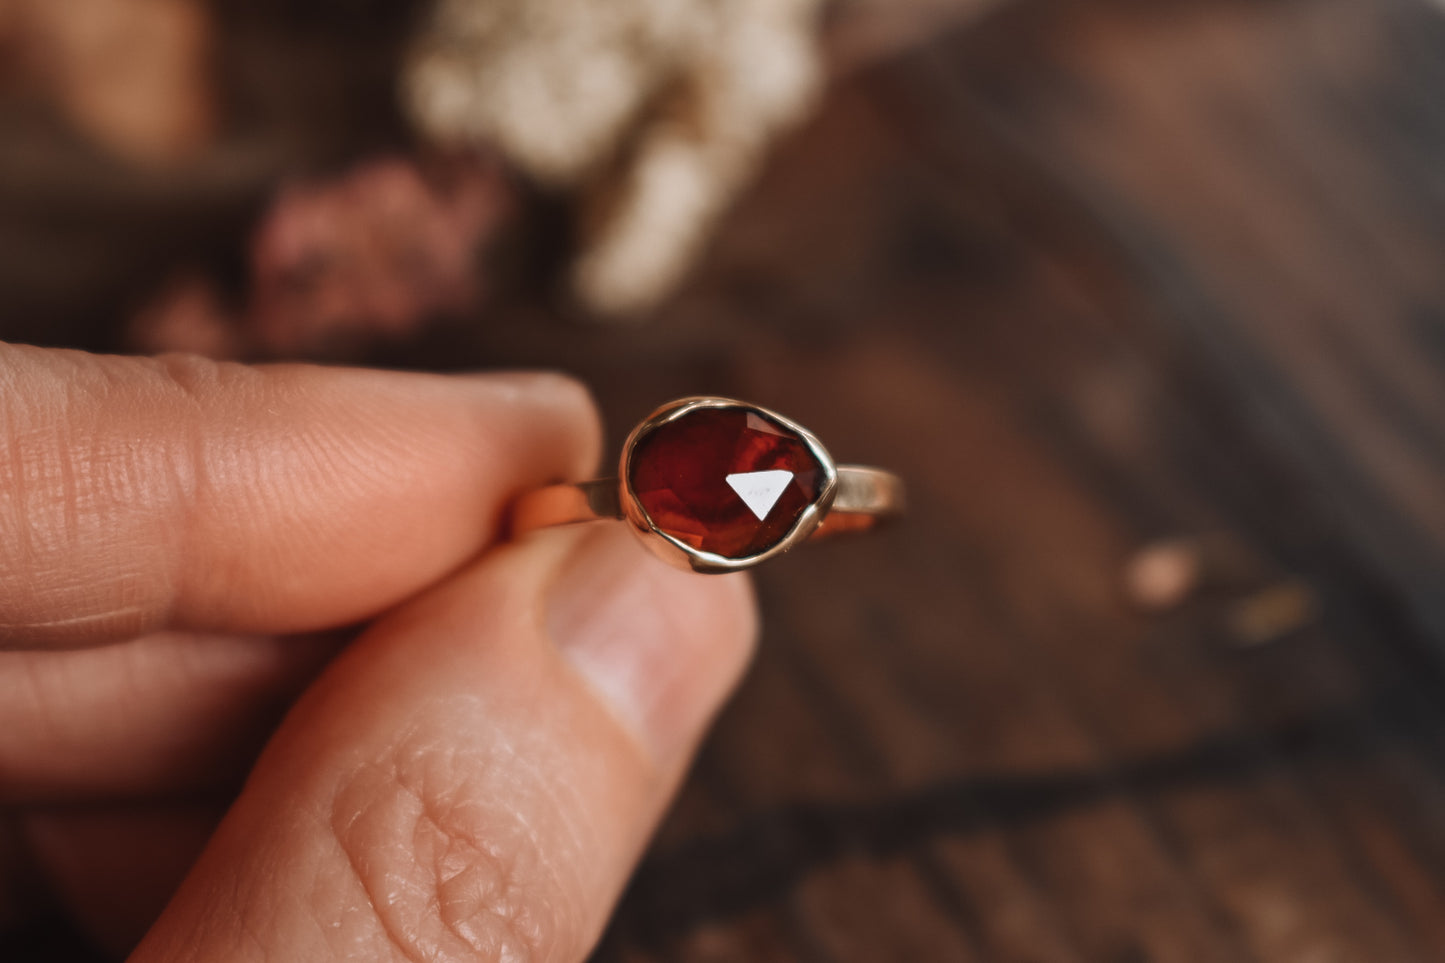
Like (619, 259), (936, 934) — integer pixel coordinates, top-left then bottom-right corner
(172, 364), (604, 637)
(129, 518), (760, 963)
(545, 524), (759, 768)
(480, 370), (605, 481)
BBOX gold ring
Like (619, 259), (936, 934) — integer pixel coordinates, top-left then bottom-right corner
(510, 397), (905, 572)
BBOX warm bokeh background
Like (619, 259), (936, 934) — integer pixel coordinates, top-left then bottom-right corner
(7, 0), (1445, 959)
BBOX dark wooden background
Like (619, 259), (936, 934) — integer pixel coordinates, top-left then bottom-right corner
(10, 0), (1445, 959)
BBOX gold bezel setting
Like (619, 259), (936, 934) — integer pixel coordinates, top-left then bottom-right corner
(617, 397), (839, 573)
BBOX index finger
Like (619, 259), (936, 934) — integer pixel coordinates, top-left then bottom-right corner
(0, 344), (600, 649)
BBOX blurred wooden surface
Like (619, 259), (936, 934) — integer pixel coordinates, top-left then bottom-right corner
(10, 0), (1445, 959)
(575, 0), (1445, 959)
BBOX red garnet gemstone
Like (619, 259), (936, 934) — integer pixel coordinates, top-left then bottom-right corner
(628, 406), (827, 559)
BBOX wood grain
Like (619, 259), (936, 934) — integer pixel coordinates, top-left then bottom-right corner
(573, 0), (1445, 958)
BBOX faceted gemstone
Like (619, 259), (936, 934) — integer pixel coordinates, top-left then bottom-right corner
(628, 406), (825, 558)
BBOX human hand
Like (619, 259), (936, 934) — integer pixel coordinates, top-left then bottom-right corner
(0, 345), (756, 960)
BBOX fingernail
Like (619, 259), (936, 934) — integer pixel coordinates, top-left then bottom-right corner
(546, 525), (757, 764)
(461, 369), (581, 399)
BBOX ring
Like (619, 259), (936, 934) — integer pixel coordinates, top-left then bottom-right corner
(510, 397), (905, 572)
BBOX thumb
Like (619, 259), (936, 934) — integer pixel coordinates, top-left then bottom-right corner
(129, 522), (757, 962)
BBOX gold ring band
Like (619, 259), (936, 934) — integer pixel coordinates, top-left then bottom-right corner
(512, 465), (904, 538)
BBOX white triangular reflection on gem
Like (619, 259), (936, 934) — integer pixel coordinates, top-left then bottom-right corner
(725, 470), (794, 521)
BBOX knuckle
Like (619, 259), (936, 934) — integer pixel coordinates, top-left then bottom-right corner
(0, 347), (291, 642)
(328, 730), (586, 963)
(0, 350), (208, 640)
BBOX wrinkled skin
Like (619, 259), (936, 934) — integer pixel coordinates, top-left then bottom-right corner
(0, 344), (756, 960)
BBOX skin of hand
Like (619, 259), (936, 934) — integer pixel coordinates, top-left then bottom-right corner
(0, 343), (757, 960)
